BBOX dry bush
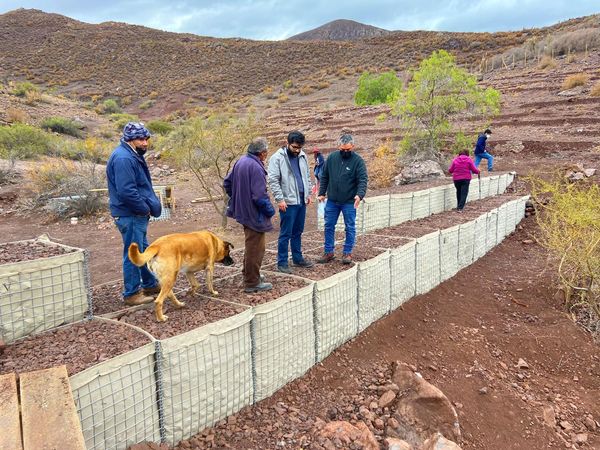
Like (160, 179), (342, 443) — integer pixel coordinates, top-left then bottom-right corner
(538, 56), (557, 70)
(562, 73), (589, 90)
(25, 157), (106, 217)
(316, 81), (330, 90)
(368, 141), (399, 189)
(277, 94), (289, 103)
(6, 107), (29, 124)
(299, 85), (315, 96)
(529, 175), (600, 336)
(262, 86), (277, 99)
(589, 82), (600, 97)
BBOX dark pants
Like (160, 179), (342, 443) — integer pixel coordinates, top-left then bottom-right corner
(277, 203), (306, 267)
(324, 200), (357, 254)
(454, 179), (470, 210)
(114, 216), (159, 298)
(243, 226), (266, 288)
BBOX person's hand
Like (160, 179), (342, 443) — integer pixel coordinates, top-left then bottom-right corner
(318, 195), (326, 203)
(354, 195), (361, 209)
(278, 200), (287, 212)
(306, 196), (313, 206)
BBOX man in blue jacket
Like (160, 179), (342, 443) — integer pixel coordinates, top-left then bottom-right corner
(224, 137), (275, 292)
(106, 122), (162, 306)
(317, 133), (368, 264)
(474, 128), (494, 172)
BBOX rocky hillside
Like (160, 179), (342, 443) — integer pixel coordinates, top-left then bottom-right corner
(288, 19), (391, 41)
(0, 9), (597, 116)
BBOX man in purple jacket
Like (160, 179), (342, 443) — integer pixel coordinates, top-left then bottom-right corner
(224, 137), (275, 292)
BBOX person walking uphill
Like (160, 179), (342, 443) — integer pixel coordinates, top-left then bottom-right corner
(106, 122), (162, 306)
(474, 128), (494, 172)
(267, 130), (314, 274)
(449, 149), (480, 212)
(317, 133), (368, 264)
(224, 137), (275, 293)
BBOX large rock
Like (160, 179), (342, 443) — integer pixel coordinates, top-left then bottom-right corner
(395, 160), (445, 185)
(387, 362), (461, 447)
(422, 432), (462, 449)
(386, 437), (414, 450)
(315, 419), (379, 450)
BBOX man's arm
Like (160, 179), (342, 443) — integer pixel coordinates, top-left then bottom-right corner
(318, 158), (329, 198)
(356, 158), (368, 200)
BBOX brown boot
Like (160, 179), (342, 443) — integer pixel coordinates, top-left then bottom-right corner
(124, 291), (155, 306)
(142, 285), (161, 295)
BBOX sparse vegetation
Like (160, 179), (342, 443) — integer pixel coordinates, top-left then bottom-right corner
(368, 141), (398, 188)
(538, 56), (557, 70)
(146, 120), (174, 136)
(283, 80), (293, 89)
(277, 93), (289, 103)
(109, 113), (139, 131)
(11, 81), (38, 97)
(164, 113), (262, 227)
(100, 99), (122, 114)
(390, 50), (500, 160)
(354, 70), (402, 106)
(139, 99), (155, 110)
(0, 124), (52, 160)
(40, 117), (83, 138)
(591, 82), (600, 97)
(529, 175), (600, 335)
(299, 85), (315, 96)
(25, 157), (106, 218)
(562, 73), (589, 90)
(6, 107), (29, 124)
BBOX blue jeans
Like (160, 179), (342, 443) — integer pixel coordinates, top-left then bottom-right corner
(277, 203), (306, 267)
(474, 152), (494, 171)
(324, 200), (356, 254)
(114, 216), (159, 298)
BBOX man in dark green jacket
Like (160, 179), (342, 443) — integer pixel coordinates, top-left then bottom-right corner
(317, 134), (368, 264)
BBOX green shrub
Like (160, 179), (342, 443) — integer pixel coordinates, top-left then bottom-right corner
(109, 113), (139, 131)
(12, 81), (38, 97)
(147, 120), (173, 136)
(283, 79), (294, 89)
(102, 99), (122, 114)
(139, 99), (155, 110)
(0, 124), (52, 160)
(40, 117), (83, 138)
(354, 70), (403, 106)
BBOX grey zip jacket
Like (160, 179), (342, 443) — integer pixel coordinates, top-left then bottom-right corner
(267, 147), (312, 205)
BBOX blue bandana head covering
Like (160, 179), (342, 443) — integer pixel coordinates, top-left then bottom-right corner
(122, 122), (151, 141)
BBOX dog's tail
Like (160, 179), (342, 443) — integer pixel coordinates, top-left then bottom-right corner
(128, 243), (158, 267)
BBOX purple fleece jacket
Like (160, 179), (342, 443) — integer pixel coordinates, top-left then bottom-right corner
(223, 153), (275, 233)
(449, 155), (480, 181)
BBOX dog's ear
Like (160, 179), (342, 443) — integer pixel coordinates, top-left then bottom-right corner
(225, 241), (234, 250)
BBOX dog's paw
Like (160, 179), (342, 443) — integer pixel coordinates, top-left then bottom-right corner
(176, 301), (186, 309)
(211, 290), (219, 296)
(157, 315), (168, 322)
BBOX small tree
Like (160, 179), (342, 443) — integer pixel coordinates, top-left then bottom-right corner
(390, 50), (500, 160)
(166, 114), (262, 228)
(354, 70), (402, 106)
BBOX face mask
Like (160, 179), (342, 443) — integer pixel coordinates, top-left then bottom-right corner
(340, 150), (352, 159)
(135, 147), (147, 156)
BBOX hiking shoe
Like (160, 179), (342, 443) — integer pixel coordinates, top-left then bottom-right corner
(277, 265), (293, 274)
(293, 259), (314, 268)
(341, 253), (353, 265)
(124, 291), (155, 306)
(244, 282), (273, 293)
(142, 285), (161, 295)
(317, 253), (335, 264)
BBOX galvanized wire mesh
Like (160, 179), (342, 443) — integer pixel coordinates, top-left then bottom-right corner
(357, 251), (391, 332)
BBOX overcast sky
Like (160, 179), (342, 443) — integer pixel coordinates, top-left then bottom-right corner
(1, 1), (598, 40)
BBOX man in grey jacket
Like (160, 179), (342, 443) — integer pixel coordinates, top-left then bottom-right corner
(267, 130), (314, 273)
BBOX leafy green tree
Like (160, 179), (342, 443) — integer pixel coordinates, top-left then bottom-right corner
(354, 71), (403, 106)
(390, 50), (500, 160)
(165, 114), (262, 228)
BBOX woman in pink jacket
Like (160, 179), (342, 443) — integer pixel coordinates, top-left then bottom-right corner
(448, 149), (480, 212)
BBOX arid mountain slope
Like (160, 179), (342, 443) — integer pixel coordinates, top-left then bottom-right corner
(0, 9), (597, 115)
(288, 19), (391, 41)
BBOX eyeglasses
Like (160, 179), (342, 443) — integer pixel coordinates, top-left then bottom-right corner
(289, 144), (303, 150)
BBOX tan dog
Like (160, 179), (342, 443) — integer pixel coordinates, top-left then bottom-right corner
(128, 231), (234, 322)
